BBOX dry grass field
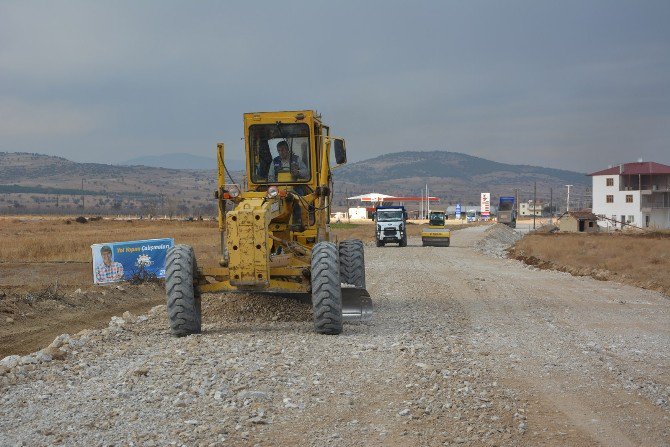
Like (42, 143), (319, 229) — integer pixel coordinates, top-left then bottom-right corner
(0, 216), (221, 265)
(509, 231), (670, 296)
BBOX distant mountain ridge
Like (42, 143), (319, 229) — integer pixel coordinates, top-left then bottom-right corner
(338, 151), (587, 185)
(0, 150), (590, 212)
(122, 153), (245, 171)
(333, 151), (590, 204)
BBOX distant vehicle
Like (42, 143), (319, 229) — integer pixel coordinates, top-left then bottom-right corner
(373, 206), (407, 247)
(497, 196), (516, 228)
(466, 210), (477, 222)
(421, 211), (451, 246)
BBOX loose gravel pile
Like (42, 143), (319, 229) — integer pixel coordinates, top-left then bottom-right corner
(474, 224), (524, 258)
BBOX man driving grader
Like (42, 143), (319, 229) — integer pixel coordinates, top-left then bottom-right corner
(165, 110), (371, 336)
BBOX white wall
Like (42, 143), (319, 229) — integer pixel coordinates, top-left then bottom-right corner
(348, 207), (368, 220)
(592, 174), (642, 228)
(650, 209), (670, 228)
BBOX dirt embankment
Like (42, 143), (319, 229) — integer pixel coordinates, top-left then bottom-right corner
(0, 280), (164, 358)
(509, 232), (670, 296)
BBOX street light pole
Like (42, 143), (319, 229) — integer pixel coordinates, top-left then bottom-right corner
(566, 185), (573, 212)
(550, 187), (553, 224)
(533, 182), (537, 230)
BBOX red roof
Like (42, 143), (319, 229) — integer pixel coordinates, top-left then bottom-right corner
(589, 162), (670, 176)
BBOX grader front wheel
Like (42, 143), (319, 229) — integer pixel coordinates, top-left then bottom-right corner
(310, 242), (343, 335)
(166, 244), (202, 337)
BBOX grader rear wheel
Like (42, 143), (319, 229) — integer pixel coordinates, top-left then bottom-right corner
(310, 241), (343, 335)
(339, 239), (366, 288)
(165, 244), (202, 337)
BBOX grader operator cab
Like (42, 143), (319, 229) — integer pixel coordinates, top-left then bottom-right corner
(165, 111), (371, 336)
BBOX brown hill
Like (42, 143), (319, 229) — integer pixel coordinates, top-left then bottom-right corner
(333, 151), (590, 207)
(0, 151), (591, 214)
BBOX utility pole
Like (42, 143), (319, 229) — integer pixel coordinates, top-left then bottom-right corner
(514, 188), (519, 216)
(533, 182), (537, 230)
(566, 185), (573, 212)
(420, 189), (423, 219)
(81, 178), (85, 211)
(426, 184), (430, 217)
(549, 188), (553, 224)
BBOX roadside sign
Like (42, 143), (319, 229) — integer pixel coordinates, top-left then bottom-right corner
(481, 193), (491, 217)
(91, 238), (174, 284)
(455, 203), (462, 219)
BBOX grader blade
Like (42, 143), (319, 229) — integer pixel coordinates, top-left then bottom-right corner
(341, 287), (373, 322)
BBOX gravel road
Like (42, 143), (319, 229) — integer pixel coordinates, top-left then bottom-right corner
(1, 225), (668, 446)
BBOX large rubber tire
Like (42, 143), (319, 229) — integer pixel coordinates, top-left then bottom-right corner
(339, 239), (366, 288)
(399, 235), (407, 247)
(310, 241), (343, 335)
(376, 238), (384, 247)
(165, 244), (202, 337)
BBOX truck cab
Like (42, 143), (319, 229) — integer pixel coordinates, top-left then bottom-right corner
(373, 206), (407, 247)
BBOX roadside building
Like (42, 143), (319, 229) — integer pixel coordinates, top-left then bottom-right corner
(589, 161), (670, 229)
(519, 200), (544, 217)
(331, 211), (347, 222)
(557, 211), (599, 233)
(347, 207), (368, 220)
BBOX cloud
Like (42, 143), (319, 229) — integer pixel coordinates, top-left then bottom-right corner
(0, 0), (668, 170)
(0, 99), (103, 137)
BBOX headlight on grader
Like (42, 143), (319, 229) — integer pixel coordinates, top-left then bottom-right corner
(227, 185), (240, 198)
(266, 186), (279, 199)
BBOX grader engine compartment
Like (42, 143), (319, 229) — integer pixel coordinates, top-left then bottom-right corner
(226, 199), (272, 288)
(165, 110), (371, 336)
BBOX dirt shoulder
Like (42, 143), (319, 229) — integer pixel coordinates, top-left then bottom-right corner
(0, 263), (163, 357)
(509, 232), (670, 296)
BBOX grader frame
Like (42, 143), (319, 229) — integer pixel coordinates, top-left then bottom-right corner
(165, 110), (371, 336)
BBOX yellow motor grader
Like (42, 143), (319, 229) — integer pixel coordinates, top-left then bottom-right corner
(165, 110), (371, 336)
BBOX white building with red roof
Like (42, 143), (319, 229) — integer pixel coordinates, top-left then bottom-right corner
(589, 161), (670, 229)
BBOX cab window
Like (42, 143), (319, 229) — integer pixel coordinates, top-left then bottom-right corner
(249, 123), (311, 183)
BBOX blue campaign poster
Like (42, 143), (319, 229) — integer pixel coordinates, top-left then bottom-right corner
(91, 238), (174, 284)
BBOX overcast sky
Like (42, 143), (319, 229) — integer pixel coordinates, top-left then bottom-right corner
(1, 0), (668, 172)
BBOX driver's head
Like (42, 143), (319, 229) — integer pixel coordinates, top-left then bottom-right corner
(277, 141), (290, 160)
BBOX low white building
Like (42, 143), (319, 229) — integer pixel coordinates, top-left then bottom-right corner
(590, 161), (670, 229)
(348, 207), (369, 220)
(519, 201), (544, 217)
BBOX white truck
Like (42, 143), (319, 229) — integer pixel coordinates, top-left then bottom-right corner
(373, 206), (407, 247)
